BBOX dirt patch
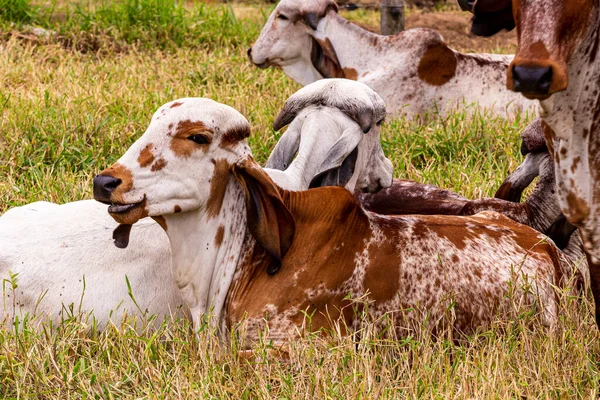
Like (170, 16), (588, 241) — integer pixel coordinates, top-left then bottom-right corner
(358, 11), (518, 53)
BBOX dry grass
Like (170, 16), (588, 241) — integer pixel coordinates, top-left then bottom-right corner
(1, 2), (599, 398)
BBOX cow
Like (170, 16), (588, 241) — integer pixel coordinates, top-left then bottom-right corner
(247, 0), (537, 119)
(93, 97), (572, 344)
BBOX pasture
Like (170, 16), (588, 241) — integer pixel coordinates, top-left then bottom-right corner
(1, 0), (599, 397)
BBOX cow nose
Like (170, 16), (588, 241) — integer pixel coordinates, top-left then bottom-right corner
(247, 47), (252, 59)
(93, 174), (122, 203)
(512, 65), (553, 95)
(457, 0), (475, 11)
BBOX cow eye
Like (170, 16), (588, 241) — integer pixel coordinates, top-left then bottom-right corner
(187, 134), (209, 145)
(278, 14), (289, 20)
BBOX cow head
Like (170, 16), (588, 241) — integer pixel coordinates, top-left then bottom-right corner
(458, 0), (515, 37)
(507, 0), (598, 100)
(266, 79), (393, 193)
(93, 98), (252, 229)
(247, 0), (342, 85)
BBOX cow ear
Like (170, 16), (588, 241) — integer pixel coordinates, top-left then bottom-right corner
(232, 159), (295, 274)
(310, 37), (345, 80)
(266, 124), (301, 170)
(302, 2), (338, 30)
(309, 127), (362, 189)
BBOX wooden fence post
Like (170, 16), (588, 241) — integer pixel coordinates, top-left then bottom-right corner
(380, 0), (405, 35)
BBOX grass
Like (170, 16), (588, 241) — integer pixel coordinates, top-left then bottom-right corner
(1, 1), (599, 398)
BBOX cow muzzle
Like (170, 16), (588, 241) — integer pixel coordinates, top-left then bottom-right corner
(93, 173), (147, 225)
(507, 60), (568, 100)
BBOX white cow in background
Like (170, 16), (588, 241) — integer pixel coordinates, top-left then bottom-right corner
(248, 0), (537, 119)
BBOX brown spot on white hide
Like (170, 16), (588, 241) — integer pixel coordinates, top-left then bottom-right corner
(417, 42), (457, 86)
(151, 158), (167, 172)
(343, 67), (358, 80)
(205, 159), (230, 219)
(566, 192), (590, 224)
(137, 144), (155, 168)
(215, 225), (225, 247)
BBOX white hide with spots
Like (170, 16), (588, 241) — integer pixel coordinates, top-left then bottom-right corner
(249, 0), (538, 118)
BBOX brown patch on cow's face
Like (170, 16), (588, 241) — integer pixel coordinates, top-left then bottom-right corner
(98, 163), (133, 204)
(137, 144), (155, 168)
(220, 124), (251, 149)
(170, 120), (213, 158)
(109, 198), (148, 225)
(215, 225), (225, 247)
(417, 42), (457, 86)
(566, 192), (590, 224)
(174, 205), (182, 213)
(205, 159), (230, 219)
(170, 101), (183, 108)
(151, 158), (167, 172)
(152, 216), (168, 231)
(343, 67), (358, 80)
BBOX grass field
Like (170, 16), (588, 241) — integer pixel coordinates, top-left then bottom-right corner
(1, 1), (600, 398)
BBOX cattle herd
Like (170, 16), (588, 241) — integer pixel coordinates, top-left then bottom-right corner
(1, 0), (599, 350)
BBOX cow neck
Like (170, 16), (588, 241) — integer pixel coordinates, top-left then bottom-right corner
(541, 19), (600, 252)
(314, 12), (383, 77)
(224, 186), (371, 331)
(543, 20), (600, 143)
(524, 155), (562, 232)
(162, 176), (248, 329)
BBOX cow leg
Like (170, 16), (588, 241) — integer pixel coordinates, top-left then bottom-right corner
(585, 254), (600, 327)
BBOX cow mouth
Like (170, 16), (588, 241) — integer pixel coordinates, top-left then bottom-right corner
(100, 197), (148, 225)
(108, 202), (143, 214)
(520, 92), (553, 101)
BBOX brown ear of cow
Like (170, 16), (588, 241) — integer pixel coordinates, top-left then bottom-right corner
(310, 36), (345, 79)
(232, 159), (295, 274)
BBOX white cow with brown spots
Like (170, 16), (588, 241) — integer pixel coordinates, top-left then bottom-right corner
(93, 98), (570, 341)
(0, 80), (392, 327)
(467, 0), (600, 327)
(248, 0), (537, 119)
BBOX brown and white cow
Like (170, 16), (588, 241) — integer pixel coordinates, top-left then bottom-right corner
(465, 0), (600, 325)
(1, 80), (392, 327)
(248, 0), (538, 119)
(359, 118), (588, 289)
(94, 98), (571, 342)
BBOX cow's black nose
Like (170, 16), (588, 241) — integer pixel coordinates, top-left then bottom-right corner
(247, 47), (252, 59)
(93, 174), (122, 203)
(512, 65), (553, 95)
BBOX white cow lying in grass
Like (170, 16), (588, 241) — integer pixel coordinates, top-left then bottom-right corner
(248, 0), (537, 119)
(0, 79), (392, 327)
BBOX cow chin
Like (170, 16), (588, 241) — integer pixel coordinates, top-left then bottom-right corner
(108, 199), (148, 225)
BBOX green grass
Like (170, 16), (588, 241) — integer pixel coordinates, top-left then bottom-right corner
(1, 1), (599, 398)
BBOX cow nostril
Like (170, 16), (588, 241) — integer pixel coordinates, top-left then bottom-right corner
(512, 65), (553, 94)
(93, 174), (122, 202)
(247, 47), (252, 58)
